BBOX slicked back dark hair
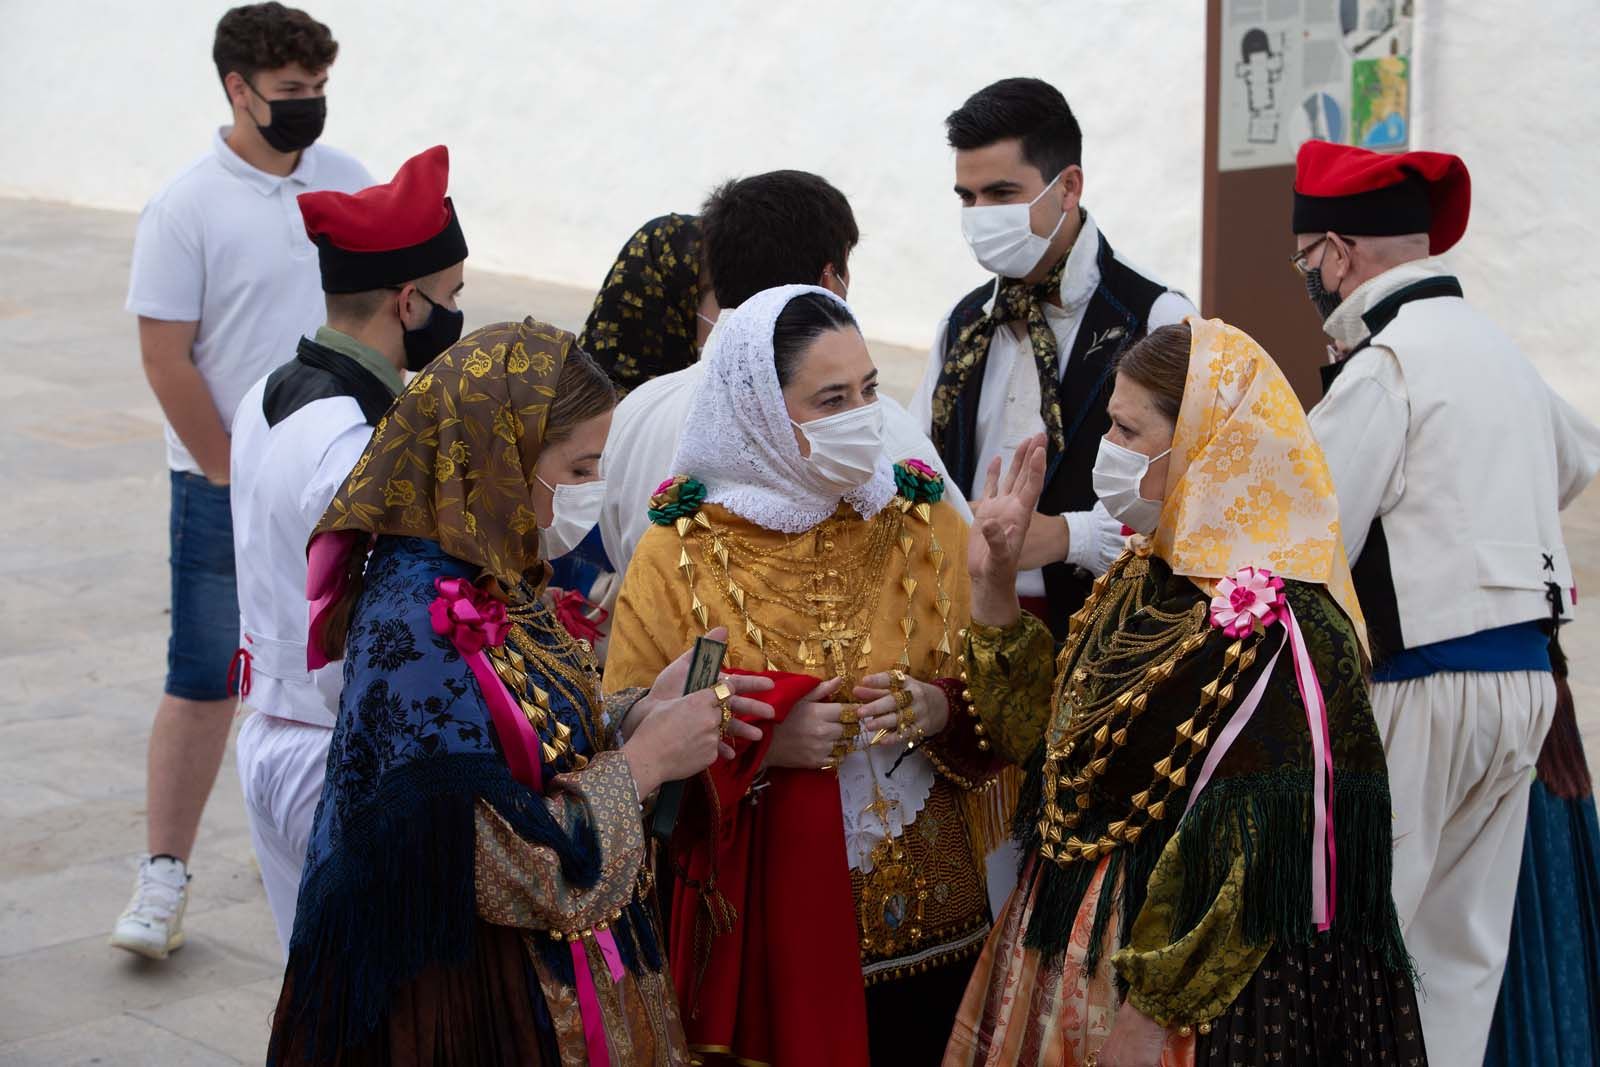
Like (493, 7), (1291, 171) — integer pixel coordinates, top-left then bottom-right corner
(772, 292), (859, 388)
(213, 3), (338, 90)
(700, 170), (859, 309)
(945, 77), (1083, 182)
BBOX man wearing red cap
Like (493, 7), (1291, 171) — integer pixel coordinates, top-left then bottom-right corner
(228, 145), (468, 952)
(1292, 139), (1600, 1063)
(115, 2), (373, 961)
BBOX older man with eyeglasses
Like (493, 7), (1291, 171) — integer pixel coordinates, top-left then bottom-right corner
(1291, 139), (1600, 1066)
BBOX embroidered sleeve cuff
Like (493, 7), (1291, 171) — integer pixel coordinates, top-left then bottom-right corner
(601, 686), (648, 745)
(474, 750), (648, 936)
(962, 613), (1057, 764)
(923, 678), (1007, 788)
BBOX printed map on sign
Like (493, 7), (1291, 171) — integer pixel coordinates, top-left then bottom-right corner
(1218, 0), (1413, 172)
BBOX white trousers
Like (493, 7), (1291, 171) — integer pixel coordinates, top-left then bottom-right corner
(1373, 669), (1555, 1067)
(236, 709), (333, 956)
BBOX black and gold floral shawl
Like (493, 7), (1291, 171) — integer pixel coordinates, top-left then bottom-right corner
(578, 213), (702, 395)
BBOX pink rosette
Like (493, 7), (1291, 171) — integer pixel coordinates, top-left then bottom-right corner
(1209, 565), (1286, 639)
(429, 577), (511, 655)
(429, 577), (540, 791)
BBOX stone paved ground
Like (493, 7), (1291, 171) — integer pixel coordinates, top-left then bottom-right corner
(1, 197), (1596, 1064)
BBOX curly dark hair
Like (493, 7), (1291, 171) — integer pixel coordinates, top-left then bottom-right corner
(213, 3), (338, 88)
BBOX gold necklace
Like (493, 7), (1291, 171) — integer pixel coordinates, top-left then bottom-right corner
(1035, 552), (1263, 866)
(486, 590), (605, 769)
(670, 498), (956, 685)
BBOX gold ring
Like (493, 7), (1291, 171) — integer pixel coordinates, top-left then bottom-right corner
(893, 688), (914, 711)
(713, 682), (733, 733)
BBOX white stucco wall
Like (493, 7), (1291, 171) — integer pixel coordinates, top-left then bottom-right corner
(2, 0), (1594, 412)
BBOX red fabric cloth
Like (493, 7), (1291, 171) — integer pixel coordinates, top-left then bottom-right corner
(298, 145), (456, 252)
(1293, 139), (1470, 254)
(669, 669), (870, 1067)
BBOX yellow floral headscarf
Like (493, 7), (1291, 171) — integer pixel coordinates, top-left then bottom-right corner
(315, 317), (573, 587)
(1151, 316), (1366, 648)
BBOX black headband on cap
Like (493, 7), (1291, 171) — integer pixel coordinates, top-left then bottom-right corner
(1292, 173), (1432, 237)
(315, 202), (469, 294)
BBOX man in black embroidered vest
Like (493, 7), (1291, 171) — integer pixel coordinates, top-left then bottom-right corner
(228, 144), (468, 954)
(909, 78), (1193, 638)
(1293, 139), (1600, 1065)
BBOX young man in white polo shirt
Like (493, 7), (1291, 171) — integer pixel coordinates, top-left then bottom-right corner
(115, 1), (371, 960)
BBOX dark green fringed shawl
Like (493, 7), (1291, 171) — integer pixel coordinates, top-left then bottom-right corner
(1013, 555), (1408, 979)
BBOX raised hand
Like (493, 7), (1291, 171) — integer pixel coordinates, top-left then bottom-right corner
(968, 433), (1047, 625)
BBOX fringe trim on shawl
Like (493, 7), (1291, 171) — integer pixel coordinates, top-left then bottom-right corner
(960, 766), (1023, 876)
(269, 752), (666, 1064)
(1012, 752), (1410, 980)
(1172, 768), (1411, 975)
(1013, 746), (1171, 972)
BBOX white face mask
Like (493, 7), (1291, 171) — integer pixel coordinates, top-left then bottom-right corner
(791, 402), (885, 492)
(535, 477), (606, 559)
(960, 171), (1068, 279)
(1091, 437), (1170, 535)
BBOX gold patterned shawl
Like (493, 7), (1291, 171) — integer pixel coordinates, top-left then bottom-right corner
(1151, 316), (1365, 647)
(315, 318), (575, 587)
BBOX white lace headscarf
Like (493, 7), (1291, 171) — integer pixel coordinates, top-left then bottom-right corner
(669, 284), (897, 532)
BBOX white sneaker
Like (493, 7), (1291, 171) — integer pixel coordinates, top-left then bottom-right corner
(110, 855), (189, 959)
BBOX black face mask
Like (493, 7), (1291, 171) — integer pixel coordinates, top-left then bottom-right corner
(246, 81), (326, 153)
(1303, 265), (1344, 321)
(403, 288), (465, 372)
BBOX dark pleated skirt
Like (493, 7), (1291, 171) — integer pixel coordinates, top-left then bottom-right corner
(1196, 938), (1429, 1065)
(268, 921), (558, 1067)
(1484, 780), (1600, 1067)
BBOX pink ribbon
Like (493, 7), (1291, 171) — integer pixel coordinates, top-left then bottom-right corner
(1284, 599), (1337, 930)
(304, 530), (367, 670)
(1185, 600), (1337, 931)
(430, 575), (628, 1059)
(428, 577), (542, 792)
(569, 929), (627, 1067)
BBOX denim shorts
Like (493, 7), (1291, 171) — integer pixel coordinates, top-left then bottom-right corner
(166, 470), (240, 701)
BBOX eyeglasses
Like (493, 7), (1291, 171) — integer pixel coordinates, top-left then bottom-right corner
(1289, 234), (1355, 276)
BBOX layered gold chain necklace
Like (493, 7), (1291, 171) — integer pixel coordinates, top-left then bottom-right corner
(1036, 550), (1263, 866)
(669, 501), (956, 686)
(483, 586), (605, 771)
